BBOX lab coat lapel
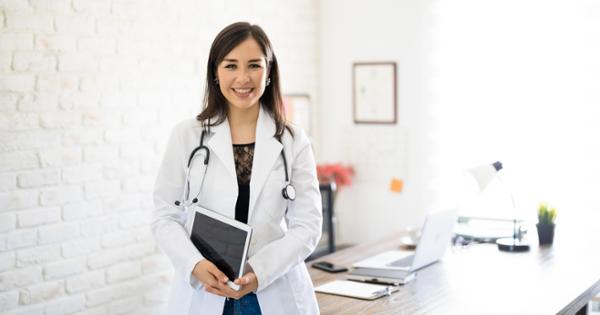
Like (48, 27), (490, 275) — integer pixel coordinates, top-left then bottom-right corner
(205, 118), (237, 185)
(249, 107), (282, 221)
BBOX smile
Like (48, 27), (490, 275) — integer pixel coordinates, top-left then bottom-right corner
(232, 88), (254, 96)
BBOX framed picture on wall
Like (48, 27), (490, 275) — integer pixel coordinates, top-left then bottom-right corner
(283, 94), (312, 135)
(352, 62), (397, 124)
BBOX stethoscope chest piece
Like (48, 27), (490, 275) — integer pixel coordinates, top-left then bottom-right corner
(282, 184), (296, 201)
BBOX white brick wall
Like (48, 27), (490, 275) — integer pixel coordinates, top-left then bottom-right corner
(19, 281), (64, 305)
(65, 270), (105, 294)
(0, 0), (318, 314)
(16, 245), (62, 267)
(0, 213), (17, 232)
(17, 170), (61, 188)
(17, 207), (62, 228)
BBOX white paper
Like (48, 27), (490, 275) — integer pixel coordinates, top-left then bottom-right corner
(315, 280), (397, 300)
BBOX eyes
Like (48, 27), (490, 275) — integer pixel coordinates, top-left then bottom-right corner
(223, 63), (263, 70)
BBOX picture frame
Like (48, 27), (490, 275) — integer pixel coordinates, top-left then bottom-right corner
(352, 62), (397, 124)
(283, 94), (312, 135)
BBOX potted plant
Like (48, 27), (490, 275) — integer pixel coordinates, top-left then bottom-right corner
(536, 203), (557, 245)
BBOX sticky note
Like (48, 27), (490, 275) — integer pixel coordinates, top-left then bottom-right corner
(390, 178), (403, 193)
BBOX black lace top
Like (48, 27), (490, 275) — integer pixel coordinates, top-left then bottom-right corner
(233, 143), (254, 223)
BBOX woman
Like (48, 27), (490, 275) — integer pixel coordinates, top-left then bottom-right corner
(152, 22), (323, 315)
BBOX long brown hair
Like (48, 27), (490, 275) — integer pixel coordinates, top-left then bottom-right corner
(197, 22), (291, 138)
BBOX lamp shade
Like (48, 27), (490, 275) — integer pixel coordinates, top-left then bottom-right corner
(467, 161), (503, 192)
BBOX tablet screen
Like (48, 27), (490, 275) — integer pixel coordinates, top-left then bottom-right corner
(190, 211), (249, 281)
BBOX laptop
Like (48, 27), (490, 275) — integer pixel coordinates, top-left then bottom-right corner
(352, 209), (458, 273)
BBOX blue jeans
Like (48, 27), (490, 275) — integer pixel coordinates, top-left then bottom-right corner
(222, 292), (262, 315)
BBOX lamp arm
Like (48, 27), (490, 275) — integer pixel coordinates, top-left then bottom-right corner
(496, 175), (520, 241)
(496, 176), (517, 209)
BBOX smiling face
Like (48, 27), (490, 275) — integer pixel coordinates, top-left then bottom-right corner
(216, 37), (268, 113)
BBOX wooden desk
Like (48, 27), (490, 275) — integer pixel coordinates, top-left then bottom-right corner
(309, 223), (600, 314)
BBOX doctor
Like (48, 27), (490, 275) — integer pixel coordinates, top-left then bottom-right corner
(152, 22), (323, 315)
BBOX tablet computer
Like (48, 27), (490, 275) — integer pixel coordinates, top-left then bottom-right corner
(187, 206), (253, 291)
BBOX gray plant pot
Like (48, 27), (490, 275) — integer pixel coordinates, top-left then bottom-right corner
(536, 223), (555, 245)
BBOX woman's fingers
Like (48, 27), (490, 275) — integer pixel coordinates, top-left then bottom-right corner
(194, 260), (228, 284)
(204, 284), (226, 297)
(203, 269), (257, 300)
(207, 265), (229, 284)
(203, 278), (217, 288)
(233, 276), (249, 285)
(209, 279), (247, 300)
(217, 282), (242, 298)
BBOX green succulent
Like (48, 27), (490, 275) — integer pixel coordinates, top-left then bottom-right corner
(537, 203), (557, 225)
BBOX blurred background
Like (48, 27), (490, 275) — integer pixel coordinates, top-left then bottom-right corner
(1, 0), (598, 314)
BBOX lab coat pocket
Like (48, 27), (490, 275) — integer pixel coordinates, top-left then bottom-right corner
(261, 175), (288, 220)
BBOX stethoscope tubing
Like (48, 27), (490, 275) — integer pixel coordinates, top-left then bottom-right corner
(174, 126), (295, 208)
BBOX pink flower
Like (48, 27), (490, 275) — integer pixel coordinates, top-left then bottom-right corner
(316, 163), (355, 188)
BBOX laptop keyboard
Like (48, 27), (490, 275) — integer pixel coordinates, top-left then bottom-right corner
(388, 255), (415, 267)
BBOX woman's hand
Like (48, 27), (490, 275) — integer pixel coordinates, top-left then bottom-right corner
(229, 272), (259, 299)
(205, 272), (259, 300)
(192, 259), (230, 291)
(193, 260), (259, 299)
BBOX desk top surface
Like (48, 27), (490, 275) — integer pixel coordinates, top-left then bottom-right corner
(309, 222), (600, 315)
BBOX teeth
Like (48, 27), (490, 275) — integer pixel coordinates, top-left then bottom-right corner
(233, 88), (252, 93)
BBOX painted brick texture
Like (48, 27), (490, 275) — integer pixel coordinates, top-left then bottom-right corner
(0, 0), (318, 314)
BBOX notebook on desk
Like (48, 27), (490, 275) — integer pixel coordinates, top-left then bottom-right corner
(347, 266), (416, 285)
(352, 209), (457, 273)
(315, 280), (399, 300)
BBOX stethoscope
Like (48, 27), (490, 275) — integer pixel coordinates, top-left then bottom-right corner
(174, 126), (296, 208)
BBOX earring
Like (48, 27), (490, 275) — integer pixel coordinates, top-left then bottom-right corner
(266, 78), (271, 86)
(214, 78), (219, 85)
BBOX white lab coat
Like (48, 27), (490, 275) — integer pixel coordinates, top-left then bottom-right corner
(152, 106), (322, 315)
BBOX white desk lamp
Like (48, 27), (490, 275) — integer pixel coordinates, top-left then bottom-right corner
(468, 161), (530, 252)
